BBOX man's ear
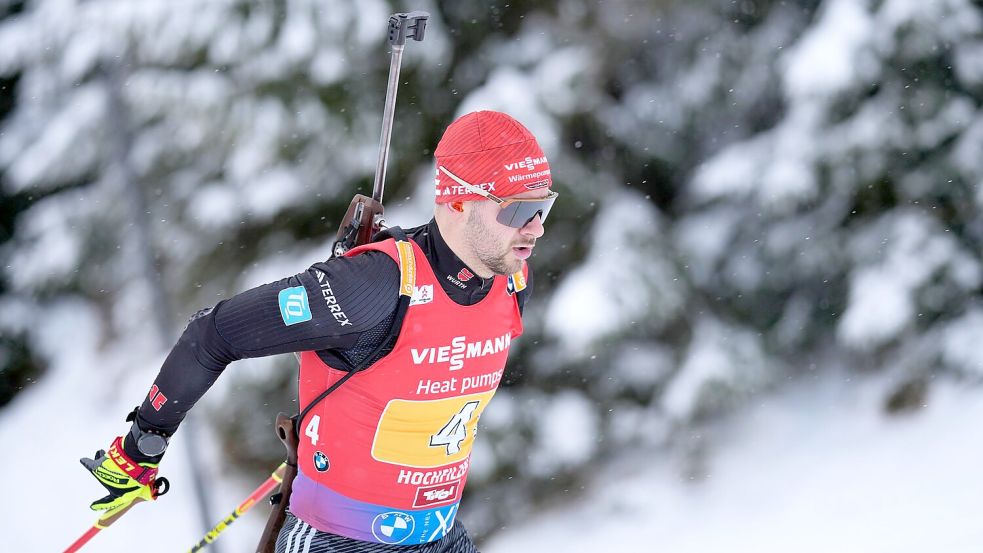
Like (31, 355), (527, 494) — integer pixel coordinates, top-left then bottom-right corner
(450, 201), (464, 213)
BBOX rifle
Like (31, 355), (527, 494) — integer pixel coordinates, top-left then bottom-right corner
(332, 11), (429, 258)
(254, 11), (429, 552)
(255, 416), (299, 553)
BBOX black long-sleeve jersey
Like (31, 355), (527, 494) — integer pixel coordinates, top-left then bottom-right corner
(131, 219), (532, 442)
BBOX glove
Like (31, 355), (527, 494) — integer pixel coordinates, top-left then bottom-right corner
(80, 435), (169, 515)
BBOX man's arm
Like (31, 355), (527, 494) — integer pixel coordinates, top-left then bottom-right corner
(133, 251), (400, 436)
(81, 250), (402, 516)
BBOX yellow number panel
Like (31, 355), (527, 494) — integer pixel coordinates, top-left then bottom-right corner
(371, 391), (496, 468)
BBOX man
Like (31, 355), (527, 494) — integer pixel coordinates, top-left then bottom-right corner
(81, 110), (558, 552)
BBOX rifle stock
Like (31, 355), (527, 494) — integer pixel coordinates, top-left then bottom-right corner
(255, 414), (300, 553)
(332, 194), (385, 257)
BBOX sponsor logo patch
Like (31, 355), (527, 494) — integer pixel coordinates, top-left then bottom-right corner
(410, 284), (433, 306)
(278, 286), (312, 326)
(457, 268), (474, 282)
(410, 333), (511, 371)
(424, 505), (458, 542)
(504, 156), (548, 172)
(371, 512), (415, 544)
(397, 459), (470, 485)
(413, 480), (461, 508)
(524, 180), (550, 190)
(445, 274), (467, 289)
(507, 271), (527, 296)
(435, 181), (496, 197)
(312, 270), (352, 327)
(313, 451), (329, 472)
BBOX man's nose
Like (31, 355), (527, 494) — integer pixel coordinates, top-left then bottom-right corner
(520, 213), (545, 238)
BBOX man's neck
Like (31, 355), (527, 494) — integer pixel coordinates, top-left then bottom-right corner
(404, 219), (493, 305)
(433, 215), (491, 279)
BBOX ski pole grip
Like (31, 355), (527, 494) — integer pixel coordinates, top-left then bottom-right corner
(388, 11), (429, 46)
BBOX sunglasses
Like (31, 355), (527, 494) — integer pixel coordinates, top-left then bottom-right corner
(439, 166), (559, 229)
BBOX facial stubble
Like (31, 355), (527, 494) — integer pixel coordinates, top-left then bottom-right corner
(465, 208), (522, 276)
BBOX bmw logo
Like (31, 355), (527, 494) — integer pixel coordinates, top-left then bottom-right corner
(313, 451), (329, 472)
(371, 511), (415, 544)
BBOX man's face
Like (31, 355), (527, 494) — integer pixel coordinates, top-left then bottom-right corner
(463, 189), (549, 276)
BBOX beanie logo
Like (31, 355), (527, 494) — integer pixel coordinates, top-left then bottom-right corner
(524, 180), (550, 190)
(436, 182), (495, 197)
(504, 156), (548, 172)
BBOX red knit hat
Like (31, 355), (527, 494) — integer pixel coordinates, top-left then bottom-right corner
(433, 111), (552, 204)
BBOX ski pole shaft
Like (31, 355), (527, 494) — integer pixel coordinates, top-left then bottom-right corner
(62, 499), (145, 553)
(187, 462), (287, 552)
(62, 525), (101, 553)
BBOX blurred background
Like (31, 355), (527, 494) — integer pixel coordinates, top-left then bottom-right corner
(2, 0), (983, 551)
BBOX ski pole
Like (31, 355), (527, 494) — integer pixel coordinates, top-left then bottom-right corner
(187, 462), (287, 552)
(62, 495), (153, 553)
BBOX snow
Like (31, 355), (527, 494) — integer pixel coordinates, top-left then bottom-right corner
(662, 317), (770, 421)
(5, 192), (85, 290)
(939, 307), (983, 376)
(456, 67), (560, 155)
(954, 39), (983, 87)
(839, 211), (981, 349)
(0, 301), (266, 553)
(545, 190), (684, 357)
(533, 46), (592, 116)
(5, 82), (104, 192)
(782, 0), (875, 101)
(839, 266), (913, 349)
(485, 375), (983, 553)
(528, 391), (598, 475)
(689, 138), (763, 201)
(242, 166), (305, 221)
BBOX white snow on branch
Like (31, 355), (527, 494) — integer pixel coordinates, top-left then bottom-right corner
(782, 0), (876, 101)
(545, 189), (685, 356)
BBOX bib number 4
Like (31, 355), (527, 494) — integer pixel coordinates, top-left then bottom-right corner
(429, 401), (479, 455)
(305, 415), (321, 445)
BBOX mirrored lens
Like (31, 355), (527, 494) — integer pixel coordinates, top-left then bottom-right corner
(496, 196), (557, 228)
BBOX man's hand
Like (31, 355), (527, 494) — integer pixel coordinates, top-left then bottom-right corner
(80, 436), (168, 515)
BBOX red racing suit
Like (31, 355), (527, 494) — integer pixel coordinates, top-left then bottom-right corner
(290, 236), (527, 545)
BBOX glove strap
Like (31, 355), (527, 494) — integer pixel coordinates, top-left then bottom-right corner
(108, 436), (158, 486)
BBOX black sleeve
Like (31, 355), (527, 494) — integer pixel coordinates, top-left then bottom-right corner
(135, 251), (400, 434)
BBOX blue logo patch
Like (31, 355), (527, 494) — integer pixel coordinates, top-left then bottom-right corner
(313, 451), (329, 472)
(278, 286), (312, 326)
(371, 512), (415, 544)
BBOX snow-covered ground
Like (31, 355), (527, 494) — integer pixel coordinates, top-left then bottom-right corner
(485, 375), (983, 553)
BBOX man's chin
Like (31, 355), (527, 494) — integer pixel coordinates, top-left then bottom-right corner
(500, 256), (523, 275)
(483, 256), (521, 277)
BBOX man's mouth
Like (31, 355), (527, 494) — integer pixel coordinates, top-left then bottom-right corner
(512, 244), (535, 260)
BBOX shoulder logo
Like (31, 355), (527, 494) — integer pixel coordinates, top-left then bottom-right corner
(278, 286), (312, 326)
